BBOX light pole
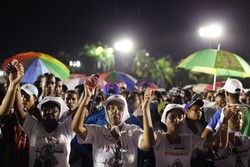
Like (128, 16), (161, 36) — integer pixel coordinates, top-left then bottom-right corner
(199, 23), (223, 49)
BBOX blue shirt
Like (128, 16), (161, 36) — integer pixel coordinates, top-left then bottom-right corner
(206, 108), (223, 132)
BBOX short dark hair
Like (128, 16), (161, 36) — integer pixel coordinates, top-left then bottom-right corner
(66, 90), (79, 99)
(215, 92), (225, 99)
(74, 84), (85, 98)
(55, 77), (62, 82)
(43, 73), (55, 78)
(62, 84), (68, 93)
(129, 90), (140, 96)
(226, 91), (240, 100)
(205, 90), (215, 98)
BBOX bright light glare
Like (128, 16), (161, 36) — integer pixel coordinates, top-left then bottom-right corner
(199, 24), (223, 38)
(0, 70), (3, 76)
(114, 39), (133, 53)
(76, 61), (81, 67)
(69, 61), (81, 67)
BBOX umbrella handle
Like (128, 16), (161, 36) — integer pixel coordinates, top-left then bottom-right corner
(217, 43), (221, 50)
(213, 74), (217, 91)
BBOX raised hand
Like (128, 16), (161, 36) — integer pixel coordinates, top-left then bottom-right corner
(84, 74), (99, 98)
(5, 59), (24, 85)
(142, 88), (154, 109)
(223, 104), (238, 122)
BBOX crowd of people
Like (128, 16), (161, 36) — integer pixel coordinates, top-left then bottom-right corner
(0, 59), (250, 167)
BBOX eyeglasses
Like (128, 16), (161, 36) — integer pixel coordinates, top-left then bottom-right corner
(114, 141), (122, 165)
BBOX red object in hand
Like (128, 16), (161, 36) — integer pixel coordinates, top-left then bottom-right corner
(86, 74), (99, 89)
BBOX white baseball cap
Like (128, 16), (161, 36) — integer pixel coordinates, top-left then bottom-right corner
(37, 96), (69, 118)
(21, 84), (39, 97)
(161, 104), (186, 124)
(222, 78), (243, 94)
(102, 94), (130, 126)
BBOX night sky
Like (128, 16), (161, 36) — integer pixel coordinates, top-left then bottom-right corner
(1, 0), (250, 70)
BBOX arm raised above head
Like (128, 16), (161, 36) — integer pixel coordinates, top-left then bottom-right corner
(71, 74), (98, 141)
(0, 60), (24, 120)
(139, 88), (156, 150)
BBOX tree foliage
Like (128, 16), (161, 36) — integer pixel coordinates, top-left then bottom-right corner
(56, 43), (115, 75)
(132, 50), (175, 89)
(81, 44), (115, 73)
(132, 50), (216, 89)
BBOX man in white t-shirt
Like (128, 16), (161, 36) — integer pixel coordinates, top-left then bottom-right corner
(16, 96), (75, 167)
(72, 76), (153, 167)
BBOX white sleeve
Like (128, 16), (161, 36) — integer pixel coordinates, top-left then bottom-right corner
(131, 125), (143, 149)
(61, 115), (75, 139)
(192, 134), (206, 150)
(214, 109), (225, 131)
(153, 131), (163, 150)
(77, 124), (100, 144)
(23, 113), (37, 137)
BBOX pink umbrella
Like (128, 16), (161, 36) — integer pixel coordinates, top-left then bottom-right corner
(64, 76), (107, 90)
(63, 77), (88, 90)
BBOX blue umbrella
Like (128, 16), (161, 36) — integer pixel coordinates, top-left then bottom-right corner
(99, 71), (137, 90)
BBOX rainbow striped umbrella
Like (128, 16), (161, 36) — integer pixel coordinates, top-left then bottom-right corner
(2, 52), (70, 83)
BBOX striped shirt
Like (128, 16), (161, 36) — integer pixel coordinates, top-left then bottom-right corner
(0, 112), (29, 167)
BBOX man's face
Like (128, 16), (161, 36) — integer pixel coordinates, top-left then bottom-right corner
(187, 104), (202, 121)
(206, 92), (215, 102)
(127, 93), (141, 111)
(45, 76), (56, 96)
(215, 95), (226, 109)
(39, 77), (46, 88)
(21, 90), (37, 111)
(241, 94), (250, 105)
(106, 101), (125, 126)
(65, 93), (78, 110)
(55, 81), (63, 96)
(41, 101), (60, 121)
(229, 111), (244, 132)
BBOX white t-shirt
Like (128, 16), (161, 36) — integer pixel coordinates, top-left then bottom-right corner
(153, 132), (206, 167)
(77, 123), (143, 167)
(23, 113), (75, 167)
(180, 120), (205, 136)
(213, 132), (250, 167)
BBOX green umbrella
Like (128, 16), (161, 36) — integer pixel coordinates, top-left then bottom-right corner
(177, 49), (250, 90)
